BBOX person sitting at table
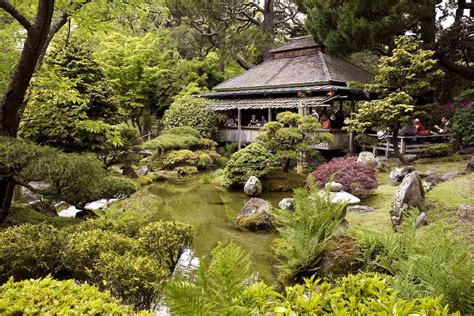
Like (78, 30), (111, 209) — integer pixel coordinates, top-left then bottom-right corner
(259, 116), (267, 126)
(224, 117), (237, 127)
(433, 116), (451, 134)
(320, 114), (331, 129)
(311, 109), (319, 120)
(413, 118), (431, 136)
(248, 114), (260, 126)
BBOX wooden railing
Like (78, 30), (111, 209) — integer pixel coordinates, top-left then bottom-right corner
(367, 133), (451, 158)
(216, 127), (349, 150)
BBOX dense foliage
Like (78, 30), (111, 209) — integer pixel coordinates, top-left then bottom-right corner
(273, 186), (347, 284)
(166, 242), (455, 315)
(0, 137), (137, 214)
(308, 158), (378, 197)
(257, 111), (331, 172)
(451, 105), (474, 147)
(222, 143), (276, 188)
(420, 144), (455, 158)
(162, 95), (217, 138)
(354, 220), (473, 314)
(346, 36), (444, 164)
(0, 277), (150, 315)
(0, 218), (193, 310)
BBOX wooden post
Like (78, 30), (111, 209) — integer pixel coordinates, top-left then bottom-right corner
(297, 101), (304, 173)
(385, 140), (390, 159)
(268, 108), (272, 121)
(237, 108), (242, 150)
(400, 138), (406, 155)
(349, 99), (355, 153)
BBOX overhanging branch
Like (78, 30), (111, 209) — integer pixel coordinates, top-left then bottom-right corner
(0, 0), (32, 30)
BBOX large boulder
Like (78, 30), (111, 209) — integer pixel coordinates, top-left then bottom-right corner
(389, 166), (416, 185)
(440, 171), (460, 182)
(278, 198), (295, 211)
(236, 198), (272, 231)
(357, 151), (375, 165)
(244, 176), (262, 197)
(390, 171), (425, 230)
(319, 237), (362, 278)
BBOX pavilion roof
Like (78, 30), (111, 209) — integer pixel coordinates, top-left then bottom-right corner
(211, 36), (373, 93)
(206, 96), (331, 111)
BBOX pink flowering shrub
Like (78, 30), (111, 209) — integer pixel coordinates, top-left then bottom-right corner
(308, 158), (378, 197)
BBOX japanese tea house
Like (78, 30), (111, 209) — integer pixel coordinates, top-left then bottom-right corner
(202, 36), (374, 151)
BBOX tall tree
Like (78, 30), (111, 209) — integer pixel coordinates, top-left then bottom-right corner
(299, 0), (474, 81)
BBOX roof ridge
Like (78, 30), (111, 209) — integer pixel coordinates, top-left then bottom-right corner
(319, 51), (332, 81)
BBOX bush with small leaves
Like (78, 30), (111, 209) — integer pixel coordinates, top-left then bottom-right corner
(60, 229), (138, 279)
(222, 143), (276, 188)
(451, 105), (474, 147)
(308, 157), (377, 197)
(0, 223), (63, 282)
(90, 252), (167, 310)
(162, 95), (217, 138)
(0, 277), (151, 315)
(420, 143), (454, 157)
(138, 221), (193, 272)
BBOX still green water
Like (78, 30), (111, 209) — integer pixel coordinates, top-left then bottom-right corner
(146, 178), (289, 283)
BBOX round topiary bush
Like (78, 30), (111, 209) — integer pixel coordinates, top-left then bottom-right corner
(222, 143), (276, 188)
(0, 277), (148, 315)
(308, 157), (377, 197)
(0, 223), (63, 282)
(162, 95), (217, 138)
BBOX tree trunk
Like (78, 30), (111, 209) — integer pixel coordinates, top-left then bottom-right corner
(391, 123), (408, 165)
(283, 158), (291, 172)
(0, 0), (55, 137)
(143, 98), (152, 136)
(0, 178), (15, 223)
(262, 0), (275, 61)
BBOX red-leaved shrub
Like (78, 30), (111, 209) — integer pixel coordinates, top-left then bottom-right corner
(308, 158), (377, 197)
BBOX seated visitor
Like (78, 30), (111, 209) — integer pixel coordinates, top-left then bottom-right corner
(433, 116), (451, 134)
(311, 110), (319, 120)
(259, 116), (267, 126)
(224, 117), (237, 127)
(320, 114), (331, 129)
(248, 114), (260, 127)
(413, 118), (431, 136)
(332, 109), (345, 129)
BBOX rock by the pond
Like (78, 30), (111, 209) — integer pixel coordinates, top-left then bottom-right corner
(357, 151), (375, 165)
(244, 176), (262, 197)
(467, 159), (474, 173)
(236, 198), (272, 231)
(415, 211), (429, 228)
(390, 171), (425, 229)
(279, 198), (295, 211)
(404, 154), (418, 163)
(154, 171), (169, 181)
(440, 171), (460, 182)
(347, 205), (375, 213)
(323, 191), (361, 205)
(325, 181), (343, 192)
(459, 204), (474, 224)
(389, 166), (416, 185)
(136, 167), (149, 177)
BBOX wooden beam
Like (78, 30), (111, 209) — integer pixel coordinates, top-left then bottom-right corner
(237, 108), (242, 150)
(349, 99), (355, 153)
(268, 108), (272, 121)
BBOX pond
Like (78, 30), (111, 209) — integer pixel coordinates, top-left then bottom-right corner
(146, 177), (290, 283)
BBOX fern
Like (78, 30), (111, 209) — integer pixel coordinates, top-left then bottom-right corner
(164, 242), (259, 315)
(273, 185), (347, 284)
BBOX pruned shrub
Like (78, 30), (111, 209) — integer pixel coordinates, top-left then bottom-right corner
(451, 105), (474, 147)
(60, 229), (137, 279)
(162, 95), (217, 138)
(222, 143), (276, 188)
(0, 223), (63, 282)
(420, 143), (454, 157)
(138, 221), (193, 272)
(0, 277), (149, 315)
(91, 252), (167, 310)
(308, 157), (377, 197)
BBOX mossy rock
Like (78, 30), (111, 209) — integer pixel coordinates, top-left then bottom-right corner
(319, 236), (362, 278)
(262, 169), (307, 192)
